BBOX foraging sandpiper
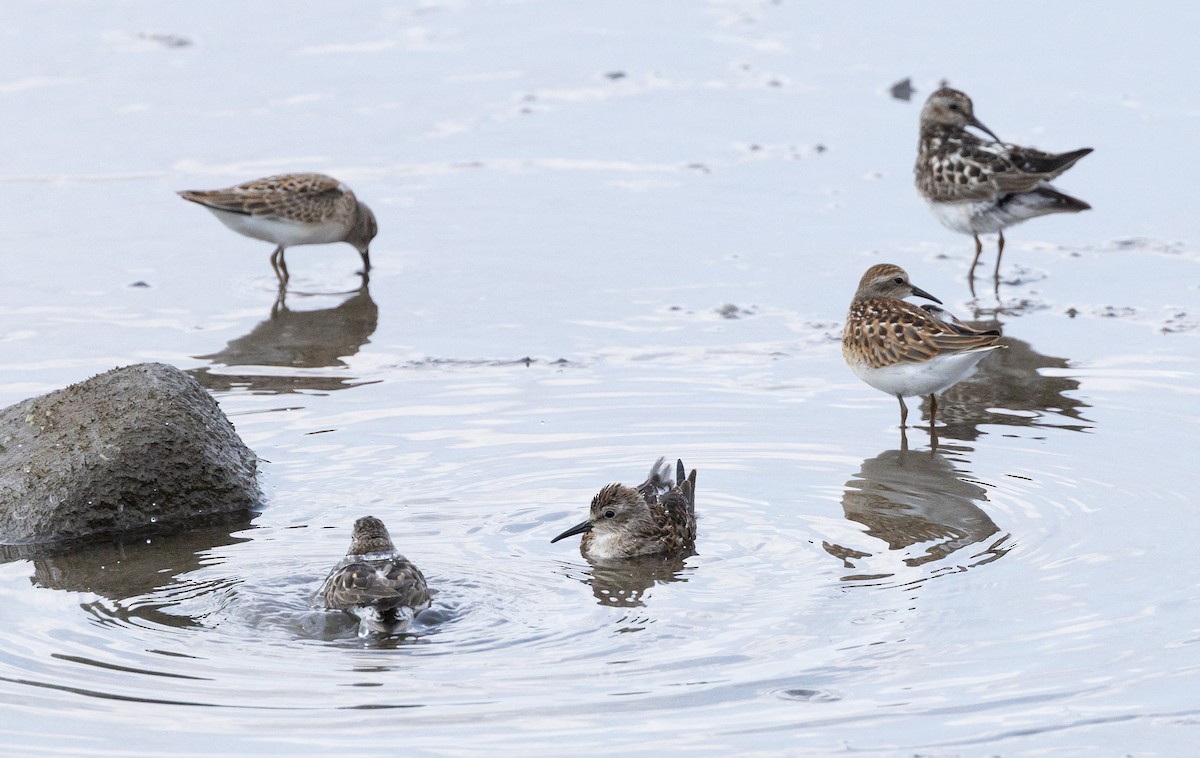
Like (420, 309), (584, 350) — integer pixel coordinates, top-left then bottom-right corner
(178, 173), (377, 284)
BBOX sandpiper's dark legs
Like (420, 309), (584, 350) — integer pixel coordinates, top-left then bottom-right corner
(270, 245), (290, 284)
(359, 249), (371, 274)
(971, 234), (983, 275)
(272, 281), (288, 316)
(929, 394), (938, 428)
(898, 395), (909, 428)
(994, 230), (1006, 281)
(968, 234), (983, 296)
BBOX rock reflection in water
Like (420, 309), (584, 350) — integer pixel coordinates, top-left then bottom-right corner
(8, 516), (253, 630)
(825, 446), (1011, 583)
(191, 281), (378, 394)
(923, 328), (1092, 440)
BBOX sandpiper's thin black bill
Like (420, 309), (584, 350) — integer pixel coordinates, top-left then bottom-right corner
(550, 520), (592, 543)
(968, 116), (1002, 143)
(910, 285), (943, 305)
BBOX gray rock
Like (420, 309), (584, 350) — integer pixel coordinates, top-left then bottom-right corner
(0, 363), (261, 546)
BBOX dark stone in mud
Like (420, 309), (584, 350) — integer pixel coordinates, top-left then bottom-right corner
(0, 363), (261, 546)
(890, 77), (915, 101)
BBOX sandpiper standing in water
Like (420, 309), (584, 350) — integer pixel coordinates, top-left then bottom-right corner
(914, 87), (1092, 292)
(178, 173), (377, 284)
(315, 516), (430, 637)
(551, 458), (697, 560)
(843, 264), (1003, 430)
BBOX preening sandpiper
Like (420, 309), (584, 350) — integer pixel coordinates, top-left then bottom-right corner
(178, 173), (377, 284)
(915, 87), (1091, 289)
(551, 458), (697, 561)
(315, 516), (430, 637)
(843, 264), (1003, 429)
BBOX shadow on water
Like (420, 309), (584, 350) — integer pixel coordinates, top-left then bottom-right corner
(3, 515), (254, 630)
(918, 327), (1093, 441)
(190, 279), (379, 394)
(824, 444), (1012, 585)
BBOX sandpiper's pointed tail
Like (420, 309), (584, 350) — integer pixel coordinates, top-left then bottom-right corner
(177, 188), (254, 216)
(995, 185), (1090, 228)
(1018, 146), (1092, 177)
(675, 459), (697, 517)
(1026, 186), (1091, 213)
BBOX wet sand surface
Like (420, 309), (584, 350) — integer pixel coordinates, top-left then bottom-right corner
(1, 1), (1199, 753)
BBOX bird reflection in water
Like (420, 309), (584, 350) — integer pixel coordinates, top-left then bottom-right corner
(923, 325), (1092, 442)
(893, 313), (1091, 444)
(824, 444), (1011, 584)
(190, 278), (378, 394)
(574, 553), (693, 609)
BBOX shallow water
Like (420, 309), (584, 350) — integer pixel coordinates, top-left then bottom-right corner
(2, 1), (1200, 754)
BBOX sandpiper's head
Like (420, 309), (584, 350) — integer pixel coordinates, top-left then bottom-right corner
(920, 87), (1001, 142)
(550, 484), (652, 545)
(854, 264), (943, 304)
(348, 202), (378, 256)
(347, 515), (396, 556)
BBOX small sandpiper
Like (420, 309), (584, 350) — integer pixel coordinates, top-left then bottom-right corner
(843, 264), (1003, 428)
(315, 516), (430, 637)
(915, 87), (1092, 289)
(178, 173), (377, 284)
(551, 458), (697, 561)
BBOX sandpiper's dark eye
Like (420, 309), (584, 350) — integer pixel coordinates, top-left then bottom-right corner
(893, 277), (904, 285)
(948, 103), (959, 111)
(604, 510), (616, 519)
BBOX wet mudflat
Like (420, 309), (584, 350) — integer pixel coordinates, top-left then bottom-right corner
(1, 1), (1199, 754)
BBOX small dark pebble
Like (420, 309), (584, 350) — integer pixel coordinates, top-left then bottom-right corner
(889, 77), (914, 101)
(774, 688), (841, 703)
(139, 32), (192, 48)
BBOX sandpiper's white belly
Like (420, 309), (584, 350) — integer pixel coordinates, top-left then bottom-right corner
(927, 199), (1007, 235)
(584, 529), (659, 560)
(584, 530), (627, 560)
(927, 189), (1066, 237)
(206, 208), (348, 247)
(850, 349), (995, 399)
